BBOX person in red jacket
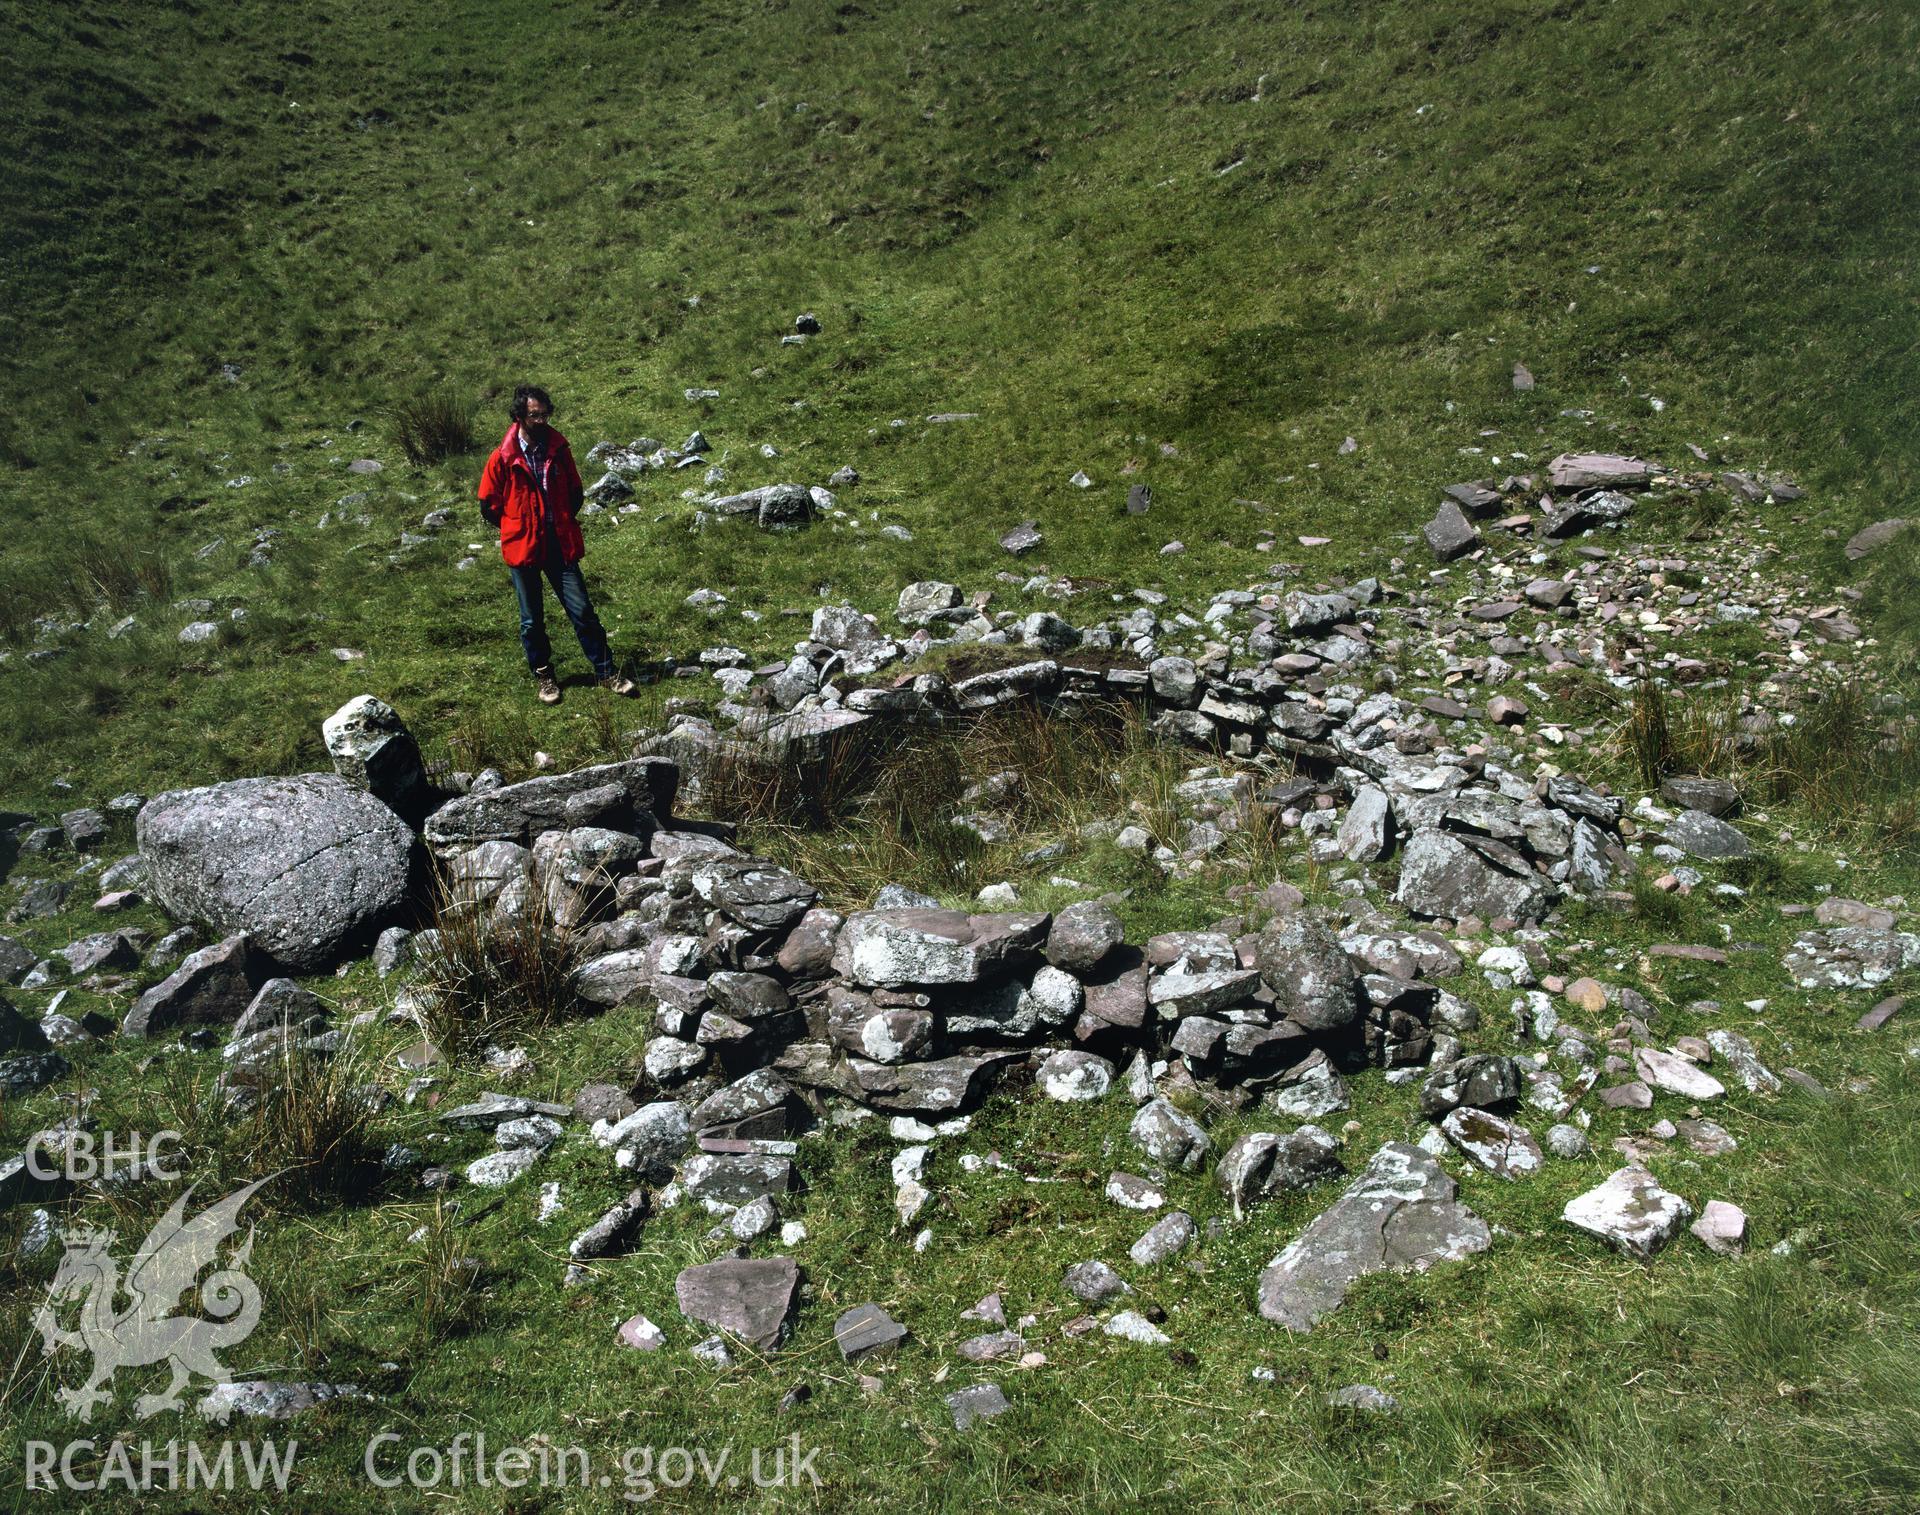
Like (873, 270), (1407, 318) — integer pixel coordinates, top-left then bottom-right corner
(477, 385), (636, 703)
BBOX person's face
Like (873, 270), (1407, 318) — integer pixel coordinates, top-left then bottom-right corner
(520, 400), (550, 434)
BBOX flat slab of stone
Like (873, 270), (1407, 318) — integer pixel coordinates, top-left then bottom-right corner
(1439, 1108), (1543, 1180)
(423, 759), (677, 853)
(1634, 1046), (1725, 1100)
(1665, 809), (1751, 860)
(833, 908), (1048, 987)
(198, 1381), (364, 1422)
(951, 660), (1060, 711)
(675, 1256), (801, 1351)
(1857, 996), (1904, 1032)
(139, 775), (418, 972)
(846, 1051), (1021, 1114)
(1563, 1167), (1693, 1259)
(1257, 1142), (1490, 1332)
(688, 857), (819, 934)
(1782, 927), (1920, 991)
(1547, 452), (1658, 489)
(1844, 518), (1910, 560)
(946, 1382), (1011, 1430)
(441, 1091), (572, 1130)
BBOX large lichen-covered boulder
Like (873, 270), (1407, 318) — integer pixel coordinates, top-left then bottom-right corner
(138, 774), (418, 972)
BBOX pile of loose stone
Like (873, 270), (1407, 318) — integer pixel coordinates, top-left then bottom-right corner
(4, 445), (1916, 1423)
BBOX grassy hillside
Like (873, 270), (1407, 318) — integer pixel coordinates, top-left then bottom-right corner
(3, 2), (1920, 1511)
(2, 0), (1917, 801)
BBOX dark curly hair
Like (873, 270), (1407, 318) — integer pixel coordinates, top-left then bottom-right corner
(509, 384), (555, 422)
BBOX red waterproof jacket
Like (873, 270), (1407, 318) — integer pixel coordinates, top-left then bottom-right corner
(477, 423), (588, 568)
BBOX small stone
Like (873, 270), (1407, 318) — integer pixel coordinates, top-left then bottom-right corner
(1102, 1310), (1171, 1345)
(1064, 1260), (1130, 1304)
(946, 1383), (1011, 1430)
(1691, 1200), (1746, 1256)
(690, 1336), (734, 1369)
(1105, 1172), (1167, 1211)
(1128, 1210), (1197, 1266)
(834, 1303), (909, 1362)
(1598, 1081), (1653, 1110)
(1328, 1384), (1399, 1413)
(1038, 1049), (1114, 1102)
(465, 1147), (542, 1188)
(1545, 1123), (1589, 1159)
(618, 1313), (668, 1351)
(957, 1330), (1024, 1363)
(1634, 1046), (1725, 1100)
(1129, 1098), (1210, 1171)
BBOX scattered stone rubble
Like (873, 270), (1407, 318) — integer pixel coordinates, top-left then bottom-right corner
(4, 441), (1908, 1424)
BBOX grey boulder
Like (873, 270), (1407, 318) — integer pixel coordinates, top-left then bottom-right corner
(138, 775), (417, 972)
(1394, 829), (1551, 923)
(1664, 809), (1752, 861)
(1255, 915), (1361, 1031)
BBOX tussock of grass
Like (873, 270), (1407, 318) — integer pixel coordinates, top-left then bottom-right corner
(389, 388), (476, 468)
(235, 1042), (387, 1208)
(1751, 682), (1920, 856)
(412, 871), (579, 1058)
(412, 1198), (484, 1344)
(1618, 676), (1675, 789)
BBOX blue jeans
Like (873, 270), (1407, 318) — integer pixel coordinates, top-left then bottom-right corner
(508, 559), (615, 679)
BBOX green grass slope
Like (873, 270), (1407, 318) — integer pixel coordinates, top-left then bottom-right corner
(2, 0), (1917, 801)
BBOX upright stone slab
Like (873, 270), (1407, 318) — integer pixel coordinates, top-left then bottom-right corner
(122, 935), (268, 1038)
(322, 695), (431, 824)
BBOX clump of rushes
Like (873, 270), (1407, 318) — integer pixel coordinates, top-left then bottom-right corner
(412, 868), (579, 1059)
(1619, 674), (1674, 787)
(236, 1037), (387, 1207)
(390, 386), (476, 466)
